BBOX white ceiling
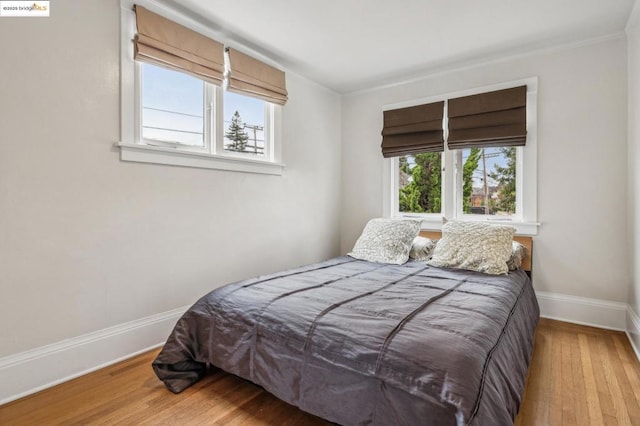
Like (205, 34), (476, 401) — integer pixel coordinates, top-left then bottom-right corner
(176, 0), (636, 93)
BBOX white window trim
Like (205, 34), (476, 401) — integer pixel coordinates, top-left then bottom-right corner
(116, 0), (285, 175)
(382, 77), (539, 235)
(117, 142), (284, 175)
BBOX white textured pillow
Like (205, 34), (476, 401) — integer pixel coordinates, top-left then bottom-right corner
(409, 236), (436, 261)
(507, 241), (527, 271)
(348, 218), (421, 265)
(427, 221), (515, 275)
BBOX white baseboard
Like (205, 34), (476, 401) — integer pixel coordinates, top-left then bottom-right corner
(0, 305), (188, 406)
(536, 291), (627, 331)
(626, 306), (640, 362)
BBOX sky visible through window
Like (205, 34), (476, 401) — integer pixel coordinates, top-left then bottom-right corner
(141, 63), (265, 153)
(142, 63), (204, 146)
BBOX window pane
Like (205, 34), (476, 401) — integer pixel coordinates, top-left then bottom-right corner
(224, 91), (265, 155)
(141, 63), (204, 146)
(461, 147), (516, 216)
(398, 153), (442, 214)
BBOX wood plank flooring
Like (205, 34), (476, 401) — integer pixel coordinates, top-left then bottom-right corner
(1, 318), (639, 425)
(515, 319), (640, 426)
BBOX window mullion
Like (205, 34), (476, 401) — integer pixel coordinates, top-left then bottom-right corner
(134, 61), (142, 144)
(214, 85), (224, 155)
(390, 156), (399, 215)
(443, 148), (456, 220)
(264, 104), (273, 161)
(204, 83), (215, 154)
(515, 146), (524, 221)
(442, 99), (451, 220)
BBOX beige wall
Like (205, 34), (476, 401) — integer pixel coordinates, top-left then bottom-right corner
(628, 11), (640, 320)
(342, 37), (629, 302)
(0, 0), (634, 362)
(0, 0), (342, 357)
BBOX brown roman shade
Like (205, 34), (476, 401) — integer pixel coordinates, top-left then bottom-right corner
(381, 101), (445, 158)
(447, 86), (527, 149)
(227, 48), (288, 105)
(133, 5), (225, 85)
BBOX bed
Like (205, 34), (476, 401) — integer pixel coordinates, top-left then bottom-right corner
(153, 225), (539, 425)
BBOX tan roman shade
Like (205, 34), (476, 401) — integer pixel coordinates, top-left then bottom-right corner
(447, 85), (527, 149)
(133, 5), (225, 85)
(381, 101), (445, 158)
(227, 48), (288, 105)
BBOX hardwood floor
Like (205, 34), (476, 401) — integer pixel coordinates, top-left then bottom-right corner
(1, 318), (639, 425)
(515, 319), (640, 426)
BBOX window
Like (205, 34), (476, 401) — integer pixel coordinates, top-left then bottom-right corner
(398, 153), (442, 214)
(386, 78), (538, 235)
(138, 63), (274, 160)
(141, 63), (206, 149)
(118, 1), (284, 175)
(457, 147), (517, 218)
(223, 91), (269, 157)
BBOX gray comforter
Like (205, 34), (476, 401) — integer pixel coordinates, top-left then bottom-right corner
(153, 257), (539, 425)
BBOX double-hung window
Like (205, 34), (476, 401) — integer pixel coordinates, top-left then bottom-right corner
(139, 63), (273, 159)
(140, 63), (209, 150)
(385, 78), (538, 235)
(222, 90), (271, 159)
(118, 2), (284, 175)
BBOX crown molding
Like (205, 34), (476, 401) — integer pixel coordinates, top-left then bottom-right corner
(345, 32), (626, 97)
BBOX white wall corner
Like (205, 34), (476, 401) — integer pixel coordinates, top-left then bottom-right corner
(627, 305), (640, 362)
(536, 291), (627, 331)
(627, 0), (640, 32)
(0, 306), (188, 406)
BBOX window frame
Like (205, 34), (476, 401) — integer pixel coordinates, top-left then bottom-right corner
(452, 146), (523, 221)
(383, 77), (539, 235)
(218, 90), (275, 161)
(137, 62), (212, 153)
(117, 0), (284, 175)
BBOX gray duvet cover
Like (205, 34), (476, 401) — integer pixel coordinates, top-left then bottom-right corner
(153, 257), (539, 425)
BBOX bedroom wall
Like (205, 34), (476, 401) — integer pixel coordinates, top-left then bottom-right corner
(627, 5), (640, 350)
(341, 37), (629, 304)
(0, 0), (342, 360)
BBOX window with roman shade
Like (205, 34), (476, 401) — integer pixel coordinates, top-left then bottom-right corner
(121, 5), (285, 174)
(381, 101), (445, 158)
(447, 85), (527, 149)
(133, 5), (225, 85)
(226, 48), (288, 106)
(383, 78), (538, 233)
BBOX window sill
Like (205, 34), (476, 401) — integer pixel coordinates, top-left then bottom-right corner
(116, 142), (285, 176)
(394, 214), (540, 236)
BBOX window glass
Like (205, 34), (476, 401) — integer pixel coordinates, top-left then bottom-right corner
(398, 153), (442, 214)
(460, 147), (516, 216)
(223, 91), (266, 155)
(141, 63), (204, 147)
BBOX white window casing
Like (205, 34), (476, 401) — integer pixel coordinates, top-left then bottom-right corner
(383, 77), (539, 235)
(117, 0), (284, 175)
